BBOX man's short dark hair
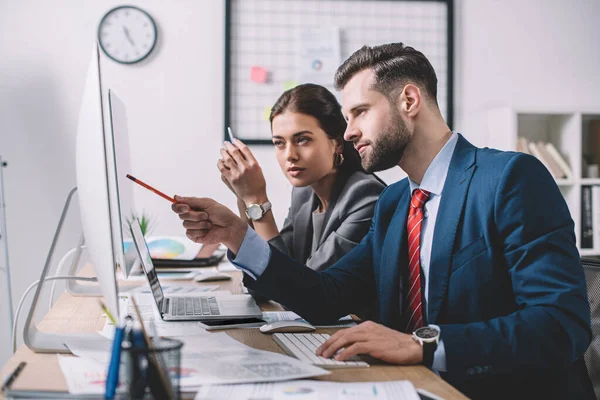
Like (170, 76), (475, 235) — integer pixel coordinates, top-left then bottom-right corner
(334, 43), (438, 105)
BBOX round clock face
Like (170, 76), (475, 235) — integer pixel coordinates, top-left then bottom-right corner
(98, 6), (157, 64)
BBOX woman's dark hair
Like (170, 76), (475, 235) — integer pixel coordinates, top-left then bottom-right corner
(269, 83), (363, 173)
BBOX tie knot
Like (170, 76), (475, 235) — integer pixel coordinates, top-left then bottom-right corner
(410, 188), (430, 210)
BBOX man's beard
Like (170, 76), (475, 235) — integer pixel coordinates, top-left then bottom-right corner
(362, 110), (411, 173)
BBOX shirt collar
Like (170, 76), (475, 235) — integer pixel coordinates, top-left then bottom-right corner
(409, 131), (459, 196)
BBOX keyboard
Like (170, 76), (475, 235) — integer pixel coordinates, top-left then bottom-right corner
(169, 296), (221, 316)
(273, 333), (369, 369)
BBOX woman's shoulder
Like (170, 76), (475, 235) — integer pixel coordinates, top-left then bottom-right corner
(335, 170), (386, 213)
(343, 170), (387, 194)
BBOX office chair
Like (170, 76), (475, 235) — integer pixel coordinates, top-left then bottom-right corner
(582, 257), (600, 400)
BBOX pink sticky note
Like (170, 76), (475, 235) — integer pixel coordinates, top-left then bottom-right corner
(250, 66), (268, 83)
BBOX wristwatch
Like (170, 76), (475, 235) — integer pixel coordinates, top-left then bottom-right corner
(412, 325), (440, 368)
(245, 201), (272, 221)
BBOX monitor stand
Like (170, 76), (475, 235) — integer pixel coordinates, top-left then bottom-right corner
(23, 188), (106, 353)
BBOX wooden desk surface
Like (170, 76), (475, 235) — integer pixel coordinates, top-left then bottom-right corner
(1, 269), (467, 399)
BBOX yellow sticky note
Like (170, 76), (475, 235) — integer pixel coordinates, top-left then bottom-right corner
(283, 80), (298, 91)
(263, 106), (272, 121)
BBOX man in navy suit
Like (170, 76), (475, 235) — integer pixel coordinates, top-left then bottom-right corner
(173, 43), (593, 399)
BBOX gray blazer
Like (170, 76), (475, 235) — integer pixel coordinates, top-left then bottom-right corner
(268, 170), (386, 272)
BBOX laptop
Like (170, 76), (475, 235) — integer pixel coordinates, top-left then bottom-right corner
(129, 219), (262, 321)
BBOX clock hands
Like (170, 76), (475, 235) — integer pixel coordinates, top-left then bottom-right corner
(122, 26), (136, 47)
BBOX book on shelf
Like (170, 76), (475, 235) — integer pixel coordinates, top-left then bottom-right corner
(517, 137), (571, 180)
(545, 142), (573, 180)
(536, 141), (567, 179)
(516, 137), (530, 154)
(581, 186), (594, 249)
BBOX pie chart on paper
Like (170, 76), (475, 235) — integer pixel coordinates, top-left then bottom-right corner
(147, 238), (186, 259)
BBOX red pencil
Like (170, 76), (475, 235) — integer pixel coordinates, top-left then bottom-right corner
(126, 174), (176, 204)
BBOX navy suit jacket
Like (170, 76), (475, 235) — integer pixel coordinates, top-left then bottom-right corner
(245, 135), (594, 399)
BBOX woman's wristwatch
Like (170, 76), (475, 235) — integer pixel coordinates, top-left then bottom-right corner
(245, 201), (272, 221)
(412, 325), (440, 368)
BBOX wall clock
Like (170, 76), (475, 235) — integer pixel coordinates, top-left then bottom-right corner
(98, 5), (157, 64)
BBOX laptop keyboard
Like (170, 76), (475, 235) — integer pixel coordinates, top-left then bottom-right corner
(170, 296), (220, 316)
(273, 333), (369, 369)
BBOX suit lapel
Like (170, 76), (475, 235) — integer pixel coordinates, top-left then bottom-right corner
(427, 135), (477, 324)
(318, 170), (351, 247)
(379, 187), (410, 331)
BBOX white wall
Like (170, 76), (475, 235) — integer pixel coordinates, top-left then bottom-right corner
(454, 0), (600, 146)
(1, 0), (600, 366)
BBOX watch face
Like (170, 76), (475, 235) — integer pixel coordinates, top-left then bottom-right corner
(415, 326), (439, 339)
(247, 204), (263, 220)
(98, 6), (157, 64)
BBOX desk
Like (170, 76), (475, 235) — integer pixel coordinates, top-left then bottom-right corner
(1, 270), (467, 399)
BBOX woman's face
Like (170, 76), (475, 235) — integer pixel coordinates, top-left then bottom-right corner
(271, 111), (339, 187)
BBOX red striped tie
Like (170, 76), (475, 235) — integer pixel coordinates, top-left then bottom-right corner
(405, 188), (431, 333)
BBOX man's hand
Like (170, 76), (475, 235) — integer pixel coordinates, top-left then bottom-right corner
(172, 196), (248, 253)
(316, 321), (423, 365)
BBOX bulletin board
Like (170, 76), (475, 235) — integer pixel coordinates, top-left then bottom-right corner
(224, 0), (454, 144)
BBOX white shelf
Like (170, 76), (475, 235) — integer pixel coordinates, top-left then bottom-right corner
(581, 178), (600, 185)
(555, 179), (574, 186)
(488, 108), (600, 253)
(580, 249), (600, 257)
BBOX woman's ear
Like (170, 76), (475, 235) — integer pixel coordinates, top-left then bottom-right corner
(335, 138), (344, 154)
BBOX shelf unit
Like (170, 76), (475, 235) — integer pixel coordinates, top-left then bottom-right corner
(488, 108), (600, 257)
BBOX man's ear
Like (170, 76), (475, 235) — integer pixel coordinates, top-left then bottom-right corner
(398, 84), (421, 117)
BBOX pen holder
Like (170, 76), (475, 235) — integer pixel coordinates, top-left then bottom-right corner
(119, 337), (183, 400)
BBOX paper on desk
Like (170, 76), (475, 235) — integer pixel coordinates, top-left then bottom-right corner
(177, 335), (329, 387)
(194, 379), (420, 400)
(63, 337), (112, 365)
(58, 355), (114, 395)
(262, 311), (357, 328)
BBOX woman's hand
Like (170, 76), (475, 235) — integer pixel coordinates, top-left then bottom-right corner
(217, 139), (268, 204)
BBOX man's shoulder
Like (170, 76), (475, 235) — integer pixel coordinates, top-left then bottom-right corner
(474, 146), (540, 177)
(377, 178), (410, 205)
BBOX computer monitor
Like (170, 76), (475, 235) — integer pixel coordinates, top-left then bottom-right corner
(74, 44), (122, 320)
(24, 44), (124, 353)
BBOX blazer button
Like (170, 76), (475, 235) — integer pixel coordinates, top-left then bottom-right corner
(475, 366), (483, 374)
(466, 367), (475, 376)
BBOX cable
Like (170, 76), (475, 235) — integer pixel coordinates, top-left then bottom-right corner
(13, 275), (97, 353)
(49, 237), (86, 311)
(48, 248), (77, 312)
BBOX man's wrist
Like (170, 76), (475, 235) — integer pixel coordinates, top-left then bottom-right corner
(225, 218), (250, 254)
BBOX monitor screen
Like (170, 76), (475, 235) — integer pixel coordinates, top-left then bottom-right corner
(130, 219), (164, 309)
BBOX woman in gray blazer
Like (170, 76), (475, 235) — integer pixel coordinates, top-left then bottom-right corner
(218, 84), (385, 273)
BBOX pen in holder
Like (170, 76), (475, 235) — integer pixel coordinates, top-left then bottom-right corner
(120, 336), (183, 400)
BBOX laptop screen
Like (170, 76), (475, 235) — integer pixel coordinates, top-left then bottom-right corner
(129, 219), (165, 309)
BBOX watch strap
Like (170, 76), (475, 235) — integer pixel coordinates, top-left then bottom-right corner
(422, 341), (437, 368)
(261, 201), (272, 213)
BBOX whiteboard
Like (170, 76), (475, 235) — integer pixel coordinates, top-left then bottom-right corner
(225, 0), (453, 143)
